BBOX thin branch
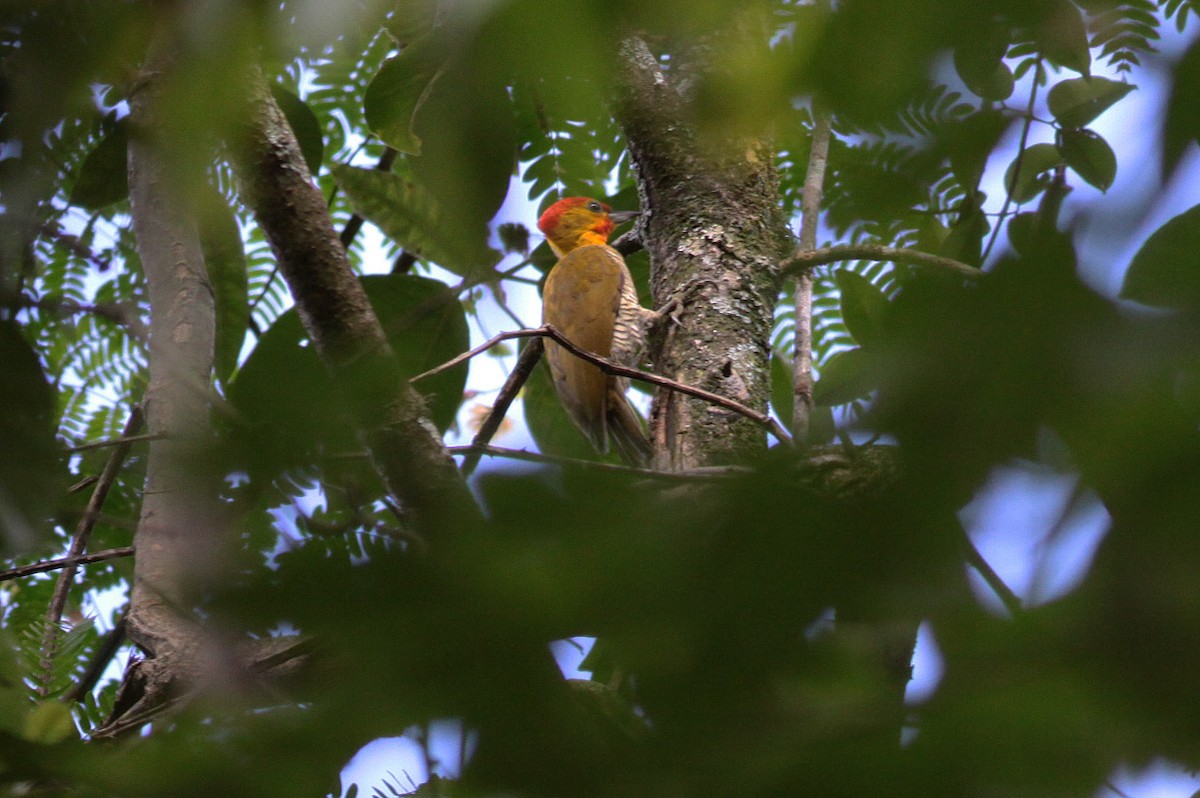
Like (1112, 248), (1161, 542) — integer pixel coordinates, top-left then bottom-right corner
(962, 533), (1023, 617)
(66, 615), (127, 703)
(39, 406), (144, 697)
(780, 244), (981, 281)
(413, 325), (793, 444)
(792, 107), (832, 446)
(981, 57), (1042, 265)
(459, 338), (544, 478)
(68, 432), (163, 453)
(450, 444), (750, 480)
(0, 547), (134, 584)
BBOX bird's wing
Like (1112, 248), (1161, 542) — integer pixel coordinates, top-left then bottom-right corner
(542, 244), (625, 451)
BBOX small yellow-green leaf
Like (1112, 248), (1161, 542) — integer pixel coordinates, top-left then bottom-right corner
(1060, 128), (1116, 192)
(1047, 76), (1134, 129)
(364, 37), (445, 155)
(22, 701), (75, 744)
(1004, 143), (1062, 204)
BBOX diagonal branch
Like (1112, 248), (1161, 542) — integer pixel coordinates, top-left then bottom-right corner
(39, 407), (143, 697)
(414, 325), (793, 445)
(458, 338), (545, 479)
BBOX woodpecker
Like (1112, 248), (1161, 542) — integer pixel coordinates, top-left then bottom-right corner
(539, 196), (654, 464)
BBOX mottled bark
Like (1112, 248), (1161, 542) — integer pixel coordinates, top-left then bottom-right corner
(231, 68), (481, 542)
(615, 36), (792, 470)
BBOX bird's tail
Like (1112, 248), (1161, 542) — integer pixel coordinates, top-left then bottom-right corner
(607, 387), (653, 466)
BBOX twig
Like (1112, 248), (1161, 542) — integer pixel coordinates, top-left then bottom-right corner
(413, 325), (793, 444)
(68, 432), (163, 453)
(780, 244), (980, 280)
(0, 547), (134, 584)
(459, 338), (544, 478)
(981, 57), (1042, 265)
(66, 615), (127, 703)
(39, 406), (144, 697)
(450, 444), (749, 480)
(792, 106), (832, 446)
(961, 533), (1023, 617)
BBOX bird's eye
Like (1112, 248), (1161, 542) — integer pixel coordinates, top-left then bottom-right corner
(587, 201), (603, 212)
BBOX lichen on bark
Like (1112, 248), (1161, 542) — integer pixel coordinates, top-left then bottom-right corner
(615, 35), (792, 470)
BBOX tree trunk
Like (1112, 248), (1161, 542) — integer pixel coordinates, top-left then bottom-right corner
(231, 68), (481, 544)
(615, 36), (792, 470)
(110, 30), (223, 727)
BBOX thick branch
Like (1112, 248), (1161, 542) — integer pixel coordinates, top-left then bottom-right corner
(231, 66), (480, 540)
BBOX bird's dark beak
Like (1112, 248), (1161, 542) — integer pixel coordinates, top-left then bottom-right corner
(608, 209), (640, 225)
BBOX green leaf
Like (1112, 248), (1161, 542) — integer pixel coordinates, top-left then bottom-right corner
(1163, 36), (1200, 179)
(1006, 211), (1040, 256)
(1004, 143), (1062, 204)
(947, 109), (1011, 191)
(1060, 128), (1116, 192)
(1047, 76), (1134, 129)
(1038, 0), (1091, 75)
(836, 271), (890, 349)
(196, 184), (249, 385)
(331, 164), (500, 279)
(939, 202), (991, 267)
(230, 274), (470, 474)
(953, 27), (1015, 101)
(364, 37), (445, 155)
(813, 347), (878, 406)
(69, 119), (128, 209)
(1120, 204), (1200, 308)
(770, 351), (794, 428)
(0, 320), (59, 555)
(22, 701), (76, 744)
(271, 85), (324, 174)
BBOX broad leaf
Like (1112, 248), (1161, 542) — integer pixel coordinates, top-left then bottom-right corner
(1004, 143), (1062, 204)
(69, 119), (128, 209)
(332, 164), (500, 279)
(196, 184), (249, 385)
(364, 37), (445, 155)
(271, 85), (324, 174)
(230, 274), (470, 474)
(0, 321), (58, 555)
(813, 347), (878, 406)
(1047, 76), (1134, 129)
(836, 270), (890, 349)
(1060, 129), (1116, 192)
(1121, 203), (1200, 309)
(1162, 35), (1200, 179)
(770, 350), (794, 430)
(1038, 0), (1091, 75)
